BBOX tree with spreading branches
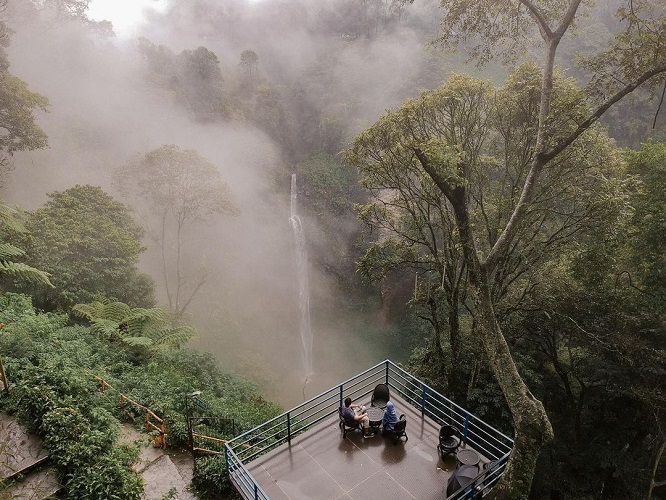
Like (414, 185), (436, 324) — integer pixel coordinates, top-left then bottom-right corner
(115, 145), (240, 318)
(348, 0), (666, 497)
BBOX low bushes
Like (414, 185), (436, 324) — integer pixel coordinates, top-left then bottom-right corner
(0, 293), (281, 499)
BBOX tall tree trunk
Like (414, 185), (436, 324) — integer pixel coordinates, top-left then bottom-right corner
(454, 190), (552, 498)
(474, 285), (553, 499)
(648, 440), (666, 500)
(447, 288), (464, 402)
(427, 296), (445, 360)
(458, 192), (553, 498)
(417, 165), (554, 498)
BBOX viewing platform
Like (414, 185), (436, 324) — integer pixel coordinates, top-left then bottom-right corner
(225, 360), (513, 499)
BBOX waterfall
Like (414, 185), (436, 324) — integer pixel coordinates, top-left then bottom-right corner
(289, 174), (313, 375)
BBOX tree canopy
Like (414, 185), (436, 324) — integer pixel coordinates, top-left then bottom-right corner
(347, 0), (666, 496)
(11, 184), (154, 311)
(624, 142), (666, 307)
(0, 200), (53, 288)
(0, 7), (49, 183)
(115, 144), (239, 317)
(346, 64), (626, 405)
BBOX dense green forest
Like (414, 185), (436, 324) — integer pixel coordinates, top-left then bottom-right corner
(0, 0), (665, 498)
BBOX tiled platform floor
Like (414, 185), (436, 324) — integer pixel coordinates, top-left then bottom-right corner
(246, 394), (487, 500)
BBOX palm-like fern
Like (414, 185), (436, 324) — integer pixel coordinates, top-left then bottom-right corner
(0, 201), (53, 286)
(72, 300), (193, 351)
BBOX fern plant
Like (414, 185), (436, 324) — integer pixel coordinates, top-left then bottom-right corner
(72, 300), (193, 352)
(0, 201), (53, 286)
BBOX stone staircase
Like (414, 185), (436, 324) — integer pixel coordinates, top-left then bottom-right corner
(0, 415), (196, 499)
(119, 424), (196, 500)
(0, 414), (60, 499)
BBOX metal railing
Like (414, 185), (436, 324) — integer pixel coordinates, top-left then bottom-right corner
(225, 360), (514, 500)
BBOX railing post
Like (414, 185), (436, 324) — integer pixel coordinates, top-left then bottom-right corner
(159, 420), (166, 448)
(462, 412), (470, 445)
(421, 384), (427, 415)
(384, 361), (389, 385)
(287, 412), (291, 443)
(0, 324), (7, 395)
(224, 445), (230, 488)
(339, 384), (343, 408)
(254, 483), (259, 500)
(447, 398), (453, 424)
(0, 355), (9, 395)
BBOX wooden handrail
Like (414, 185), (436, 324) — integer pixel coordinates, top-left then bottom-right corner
(192, 433), (227, 445)
(94, 375), (166, 448)
(0, 323), (8, 395)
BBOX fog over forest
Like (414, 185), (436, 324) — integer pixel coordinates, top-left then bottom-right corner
(3, 1), (666, 498)
(0, 0), (461, 406)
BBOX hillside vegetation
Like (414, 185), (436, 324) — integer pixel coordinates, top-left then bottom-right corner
(0, 293), (280, 498)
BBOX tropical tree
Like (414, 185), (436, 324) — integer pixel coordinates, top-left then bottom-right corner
(239, 49), (259, 80)
(72, 300), (194, 355)
(0, 5), (49, 184)
(114, 144), (240, 318)
(348, 0), (666, 495)
(504, 145), (666, 497)
(137, 40), (230, 122)
(10, 185), (154, 311)
(347, 65), (624, 404)
(0, 201), (52, 288)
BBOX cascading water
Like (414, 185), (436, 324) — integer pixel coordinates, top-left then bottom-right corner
(289, 174), (313, 376)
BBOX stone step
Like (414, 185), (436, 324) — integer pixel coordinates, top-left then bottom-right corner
(140, 454), (196, 500)
(0, 465), (61, 500)
(0, 414), (197, 499)
(0, 415), (48, 482)
(119, 424), (196, 500)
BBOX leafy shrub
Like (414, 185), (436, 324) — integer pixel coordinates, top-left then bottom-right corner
(0, 292), (281, 498)
(192, 455), (241, 499)
(0, 293), (36, 323)
(5, 362), (143, 498)
(41, 406), (118, 472)
(64, 445), (143, 500)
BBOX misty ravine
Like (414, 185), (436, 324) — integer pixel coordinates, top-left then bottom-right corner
(1, 0), (664, 498)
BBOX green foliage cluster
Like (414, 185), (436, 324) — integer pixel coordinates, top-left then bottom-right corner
(0, 201), (53, 287)
(295, 153), (358, 216)
(191, 456), (241, 500)
(137, 39), (230, 123)
(3, 185), (155, 312)
(624, 142), (666, 306)
(504, 239), (665, 498)
(0, 293), (281, 498)
(72, 300), (193, 356)
(0, 294), (144, 499)
(397, 140), (666, 499)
